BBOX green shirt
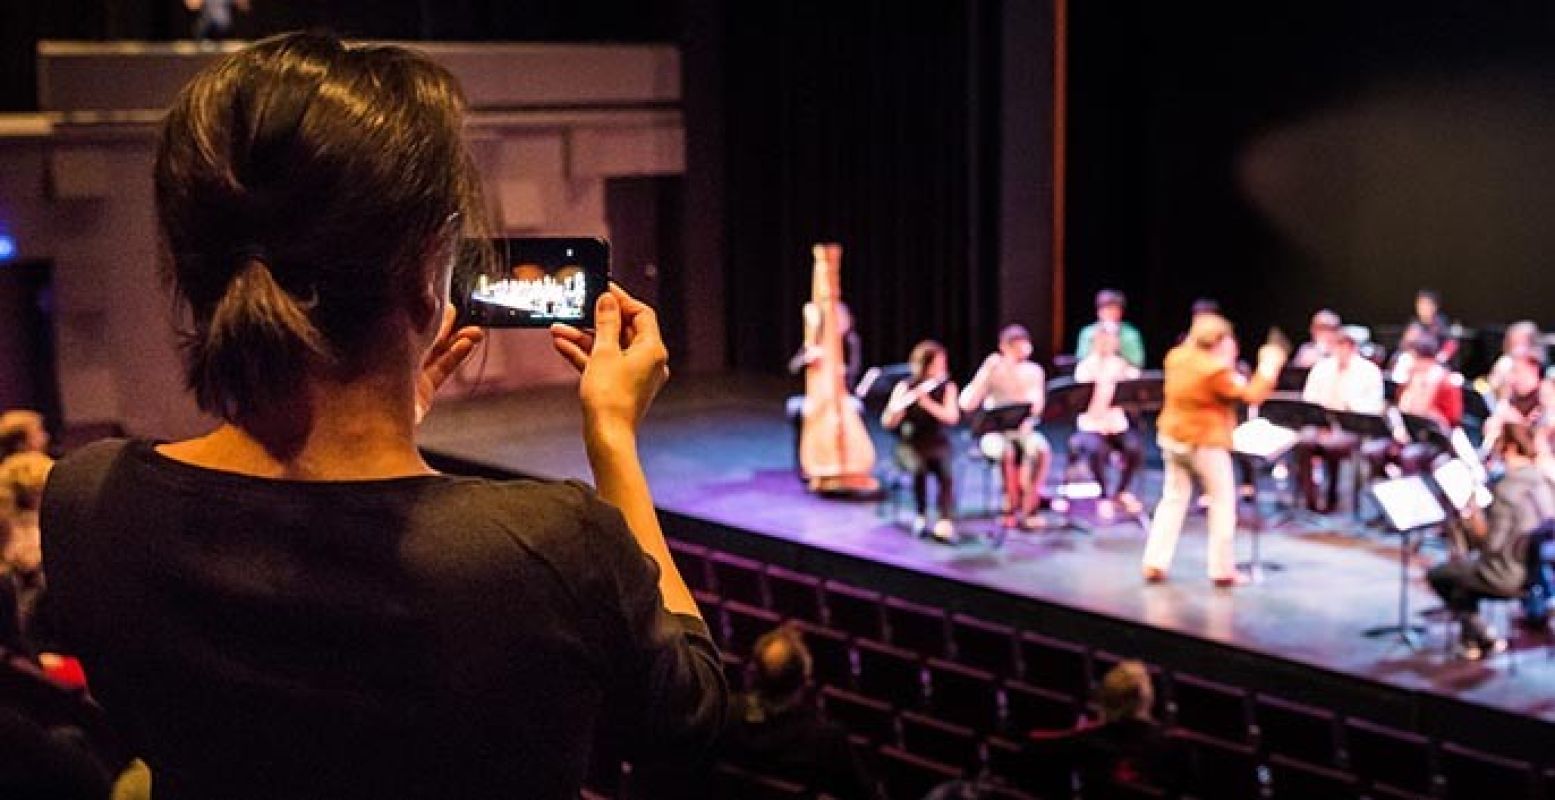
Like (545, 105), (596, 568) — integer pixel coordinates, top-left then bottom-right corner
(1076, 322), (1146, 368)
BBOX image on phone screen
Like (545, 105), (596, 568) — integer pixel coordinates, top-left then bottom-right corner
(460, 237), (609, 329)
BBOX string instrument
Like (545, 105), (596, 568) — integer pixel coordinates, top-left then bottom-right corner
(883, 375), (950, 421)
(798, 244), (879, 495)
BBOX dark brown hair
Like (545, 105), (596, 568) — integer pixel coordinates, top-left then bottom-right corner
(1500, 423), (1538, 460)
(155, 32), (488, 421)
(909, 340), (947, 382)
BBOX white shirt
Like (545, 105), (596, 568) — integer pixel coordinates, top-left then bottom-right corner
(1302, 354), (1384, 414)
(1074, 355), (1141, 434)
(960, 354), (1045, 413)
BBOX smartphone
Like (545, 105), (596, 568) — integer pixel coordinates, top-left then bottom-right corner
(457, 237), (610, 328)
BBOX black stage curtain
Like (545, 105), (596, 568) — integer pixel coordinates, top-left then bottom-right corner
(1067, 0), (1555, 369)
(722, 0), (1004, 380)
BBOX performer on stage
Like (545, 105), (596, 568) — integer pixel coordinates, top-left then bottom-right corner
(1488, 321), (1545, 401)
(1143, 313), (1286, 587)
(883, 341), (960, 542)
(789, 300), (862, 390)
(1291, 309), (1342, 369)
(1076, 289), (1146, 368)
(1428, 423), (1554, 660)
(1482, 349), (1552, 456)
(1071, 323), (1145, 519)
(961, 325), (1053, 529)
(1296, 327), (1383, 512)
(1408, 288), (1458, 364)
(1366, 336), (1463, 476)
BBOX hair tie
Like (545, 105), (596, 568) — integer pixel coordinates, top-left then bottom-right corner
(228, 244), (272, 270)
(222, 245), (317, 306)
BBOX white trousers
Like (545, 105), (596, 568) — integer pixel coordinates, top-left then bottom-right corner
(1143, 436), (1237, 579)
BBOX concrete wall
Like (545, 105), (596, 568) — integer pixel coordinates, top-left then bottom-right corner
(0, 42), (686, 438)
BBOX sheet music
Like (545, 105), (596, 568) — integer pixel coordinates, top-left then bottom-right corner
(1448, 428), (1488, 484)
(1231, 418), (1299, 460)
(1432, 459), (1492, 512)
(1371, 476), (1446, 531)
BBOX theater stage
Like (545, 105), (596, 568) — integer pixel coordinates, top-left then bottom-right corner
(418, 373), (1555, 755)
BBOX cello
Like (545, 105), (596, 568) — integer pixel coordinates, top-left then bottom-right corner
(798, 243), (879, 495)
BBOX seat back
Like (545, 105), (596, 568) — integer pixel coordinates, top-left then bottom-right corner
(1266, 753), (1359, 800)
(1343, 718), (1435, 797)
(710, 762), (812, 800)
(926, 658), (1001, 732)
(877, 745), (963, 800)
(855, 638), (925, 708)
(766, 567), (825, 624)
(949, 614), (1018, 678)
(823, 581), (885, 641)
(1438, 742), (1535, 799)
(710, 553), (768, 607)
(1018, 632), (1091, 702)
(1170, 672), (1253, 744)
(1254, 693), (1340, 767)
(885, 597), (950, 659)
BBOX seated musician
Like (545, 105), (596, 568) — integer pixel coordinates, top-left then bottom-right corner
(1482, 349), (1553, 455)
(1365, 335), (1463, 476)
(1291, 309), (1342, 369)
(1070, 323), (1145, 519)
(789, 300), (861, 389)
(1428, 424), (1554, 660)
(961, 325), (1052, 529)
(1487, 321), (1545, 401)
(1409, 288), (1458, 364)
(1296, 327), (1383, 512)
(785, 301), (863, 481)
(1076, 289), (1146, 369)
(883, 341), (960, 542)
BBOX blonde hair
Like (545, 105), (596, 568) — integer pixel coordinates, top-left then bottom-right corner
(0, 410), (44, 459)
(1097, 660), (1154, 723)
(0, 452), (53, 513)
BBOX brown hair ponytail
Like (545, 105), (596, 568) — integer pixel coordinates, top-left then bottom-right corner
(191, 257), (330, 419)
(155, 32), (489, 422)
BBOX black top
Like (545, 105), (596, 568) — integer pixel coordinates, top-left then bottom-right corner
(1025, 719), (1191, 797)
(718, 693), (881, 800)
(41, 439), (725, 800)
(897, 381), (954, 450)
(1509, 385), (1542, 419)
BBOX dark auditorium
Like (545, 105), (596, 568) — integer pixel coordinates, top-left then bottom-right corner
(4, 0), (1555, 797)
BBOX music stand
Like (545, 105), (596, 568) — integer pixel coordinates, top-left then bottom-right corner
(981, 398), (1093, 536)
(1038, 378), (1093, 425)
(1231, 417), (1301, 580)
(1334, 410), (1394, 522)
(1276, 365), (1312, 393)
(969, 402), (1040, 545)
(1112, 373), (1166, 414)
(1256, 398), (1336, 528)
(1400, 413), (1452, 450)
(1363, 475), (1443, 650)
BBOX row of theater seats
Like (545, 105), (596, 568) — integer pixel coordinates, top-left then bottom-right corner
(586, 540), (1555, 799)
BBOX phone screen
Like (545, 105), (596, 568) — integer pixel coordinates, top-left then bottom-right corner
(459, 237), (610, 329)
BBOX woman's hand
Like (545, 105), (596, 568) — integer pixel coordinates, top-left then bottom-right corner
(550, 284), (670, 444)
(415, 305), (486, 425)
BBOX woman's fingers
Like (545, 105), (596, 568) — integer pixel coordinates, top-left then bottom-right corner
(550, 324), (591, 372)
(424, 327), (484, 392)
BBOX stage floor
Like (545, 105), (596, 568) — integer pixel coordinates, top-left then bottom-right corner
(419, 373), (1555, 725)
